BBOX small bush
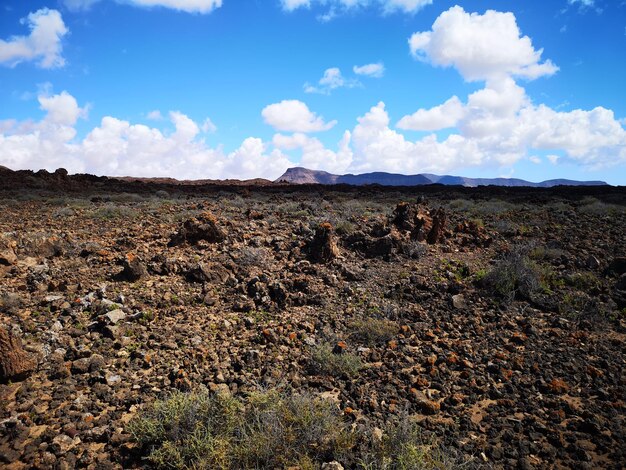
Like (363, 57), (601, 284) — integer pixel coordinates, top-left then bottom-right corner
(311, 342), (364, 378)
(89, 203), (138, 220)
(578, 198), (625, 216)
(335, 219), (356, 236)
(360, 414), (469, 469)
(129, 389), (353, 469)
(52, 207), (75, 218)
(483, 248), (541, 302)
(350, 317), (399, 346)
(565, 271), (600, 291)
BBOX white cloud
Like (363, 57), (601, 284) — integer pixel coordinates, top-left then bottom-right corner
(529, 156), (541, 164)
(304, 67), (360, 94)
(273, 131), (353, 174)
(353, 62), (385, 78)
(39, 91), (89, 126)
(201, 118), (217, 133)
(63, 0), (102, 11)
(128, 0), (222, 14)
(0, 91), (293, 180)
(383, 0), (432, 13)
(146, 110), (163, 120)
(1, 88), (625, 181)
(568, 0), (595, 7)
(281, 0), (431, 14)
(63, 0), (222, 13)
(281, 0), (311, 11)
(349, 97), (626, 174)
(397, 96), (465, 131)
(409, 6), (558, 82)
(262, 100), (337, 133)
(0, 9), (68, 69)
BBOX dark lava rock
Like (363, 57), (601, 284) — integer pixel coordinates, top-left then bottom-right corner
(168, 212), (225, 246)
(306, 222), (339, 263)
(115, 253), (148, 281)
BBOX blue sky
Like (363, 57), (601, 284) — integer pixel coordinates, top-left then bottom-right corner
(1, 0), (625, 183)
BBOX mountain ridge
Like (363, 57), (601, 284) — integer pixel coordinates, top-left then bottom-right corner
(276, 167), (609, 187)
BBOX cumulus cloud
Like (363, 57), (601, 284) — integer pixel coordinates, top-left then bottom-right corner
(409, 6), (558, 81)
(262, 100), (337, 133)
(351, 98), (626, 174)
(63, 0), (222, 13)
(146, 110), (163, 120)
(0, 9), (68, 69)
(304, 68), (360, 94)
(0, 91), (293, 180)
(397, 96), (465, 131)
(353, 62), (385, 78)
(273, 131), (353, 174)
(281, 0), (431, 14)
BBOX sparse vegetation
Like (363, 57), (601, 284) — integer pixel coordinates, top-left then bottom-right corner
(129, 388), (354, 469)
(350, 317), (400, 346)
(311, 342), (364, 378)
(360, 414), (469, 470)
(483, 247), (542, 302)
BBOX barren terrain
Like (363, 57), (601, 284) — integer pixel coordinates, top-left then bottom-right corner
(1, 169), (625, 469)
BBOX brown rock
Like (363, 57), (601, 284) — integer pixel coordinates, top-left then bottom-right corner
(307, 222), (339, 263)
(116, 253), (148, 281)
(0, 236), (17, 266)
(168, 212), (225, 246)
(0, 326), (36, 383)
(427, 208), (447, 244)
(392, 202), (417, 232)
(411, 207), (433, 242)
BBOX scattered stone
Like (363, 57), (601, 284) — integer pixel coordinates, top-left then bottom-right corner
(0, 235), (17, 265)
(102, 309), (126, 325)
(452, 294), (467, 309)
(52, 434), (81, 454)
(0, 326), (36, 383)
(116, 253), (147, 281)
(322, 462), (344, 470)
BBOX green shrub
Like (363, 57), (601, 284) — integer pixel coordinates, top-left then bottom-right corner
(483, 248), (541, 302)
(350, 317), (399, 346)
(129, 389), (353, 469)
(310, 342), (364, 378)
(360, 415), (468, 469)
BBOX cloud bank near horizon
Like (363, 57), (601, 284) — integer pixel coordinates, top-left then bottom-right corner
(0, 5), (624, 181)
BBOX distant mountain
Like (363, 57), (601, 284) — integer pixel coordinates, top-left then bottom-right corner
(276, 167), (608, 187)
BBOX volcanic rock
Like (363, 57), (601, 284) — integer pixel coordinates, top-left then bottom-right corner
(0, 326), (36, 383)
(306, 222), (339, 263)
(116, 253), (147, 281)
(0, 236), (17, 266)
(168, 212), (226, 246)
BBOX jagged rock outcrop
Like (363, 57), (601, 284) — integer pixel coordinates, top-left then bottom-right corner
(168, 212), (226, 246)
(306, 222), (339, 263)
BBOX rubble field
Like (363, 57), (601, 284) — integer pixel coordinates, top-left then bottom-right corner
(1, 170), (625, 469)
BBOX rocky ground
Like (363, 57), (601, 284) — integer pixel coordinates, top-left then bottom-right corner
(0, 169), (625, 469)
